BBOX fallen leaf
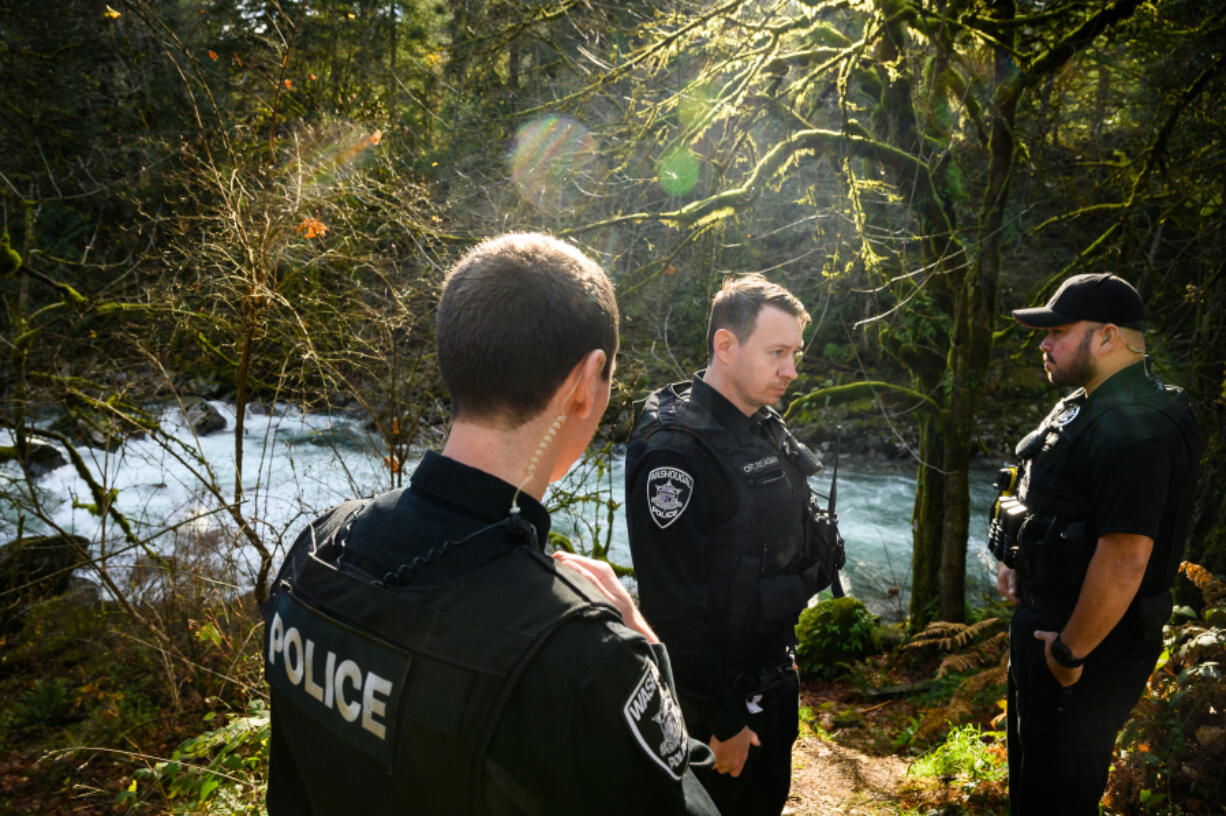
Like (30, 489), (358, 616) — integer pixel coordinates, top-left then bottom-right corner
(296, 217), (327, 239)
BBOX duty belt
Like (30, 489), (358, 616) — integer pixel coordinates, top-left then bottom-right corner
(734, 651), (797, 697)
(1017, 583), (1076, 623)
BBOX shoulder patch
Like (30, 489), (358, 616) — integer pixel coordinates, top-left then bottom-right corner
(623, 660), (688, 780)
(646, 466), (693, 529)
(1052, 404), (1081, 427)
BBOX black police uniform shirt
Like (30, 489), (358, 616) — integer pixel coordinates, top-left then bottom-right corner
(625, 375), (811, 743)
(1015, 359), (1200, 612)
(265, 451), (719, 816)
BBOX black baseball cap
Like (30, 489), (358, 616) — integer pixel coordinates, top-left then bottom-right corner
(1012, 273), (1146, 329)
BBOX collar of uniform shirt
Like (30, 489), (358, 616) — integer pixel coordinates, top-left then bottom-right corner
(1086, 359), (1155, 404)
(410, 450), (552, 539)
(691, 372), (758, 438)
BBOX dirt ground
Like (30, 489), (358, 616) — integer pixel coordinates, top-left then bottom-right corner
(785, 732), (909, 815)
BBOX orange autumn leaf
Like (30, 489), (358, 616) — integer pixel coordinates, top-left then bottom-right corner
(369, 129), (382, 146)
(296, 217), (328, 239)
(309, 73), (317, 81)
(207, 50), (218, 61)
(284, 78), (293, 89)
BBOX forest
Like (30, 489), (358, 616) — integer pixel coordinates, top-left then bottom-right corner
(2, 0), (1225, 812)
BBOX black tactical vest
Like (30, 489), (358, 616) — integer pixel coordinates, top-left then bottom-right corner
(1009, 365), (1198, 604)
(632, 382), (817, 660)
(263, 500), (622, 815)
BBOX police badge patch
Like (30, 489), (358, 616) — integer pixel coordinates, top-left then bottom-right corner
(646, 467), (693, 529)
(623, 660), (688, 780)
(1052, 404), (1081, 427)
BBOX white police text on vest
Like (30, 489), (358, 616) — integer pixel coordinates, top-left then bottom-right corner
(267, 610), (393, 740)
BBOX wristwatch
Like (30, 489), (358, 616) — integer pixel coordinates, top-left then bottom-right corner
(1051, 633), (1085, 669)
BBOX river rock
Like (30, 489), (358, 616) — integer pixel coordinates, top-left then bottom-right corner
(282, 426), (369, 451)
(328, 391), (355, 409)
(0, 442), (67, 477)
(47, 410), (127, 451)
(183, 376), (225, 398)
(183, 399), (227, 435)
(0, 534), (89, 630)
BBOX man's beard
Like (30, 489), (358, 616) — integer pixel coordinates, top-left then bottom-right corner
(1048, 328), (1095, 388)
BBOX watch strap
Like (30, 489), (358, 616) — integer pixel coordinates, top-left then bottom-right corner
(1051, 633), (1085, 668)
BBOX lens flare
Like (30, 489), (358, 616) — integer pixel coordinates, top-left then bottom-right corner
(657, 147), (701, 196)
(286, 122), (383, 199)
(507, 115), (597, 210)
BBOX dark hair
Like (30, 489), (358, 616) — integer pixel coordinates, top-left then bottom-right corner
(436, 233), (618, 427)
(705, 273), (809, 355)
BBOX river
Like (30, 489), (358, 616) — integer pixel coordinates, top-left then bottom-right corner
(2, 402), (1000, 620)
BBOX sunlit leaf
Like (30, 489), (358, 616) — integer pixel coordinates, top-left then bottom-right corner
(296, 217), (328, 239)
(103, 5), (120, 18)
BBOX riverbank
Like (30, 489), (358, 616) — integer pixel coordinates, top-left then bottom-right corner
(3, 529), (1223, 814)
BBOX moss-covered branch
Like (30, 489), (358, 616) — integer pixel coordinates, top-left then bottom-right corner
(1024, 0), (1142, 88)
(784, 380), (940, 421)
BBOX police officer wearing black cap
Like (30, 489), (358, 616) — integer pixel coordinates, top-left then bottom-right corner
(988, 272), (1200, 815)
(263, 233), (720, 815)
(626, 274), (845, 816)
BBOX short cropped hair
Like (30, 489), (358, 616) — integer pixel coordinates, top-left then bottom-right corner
(706, 273), (810, 356)
(436, 233), (618, 427)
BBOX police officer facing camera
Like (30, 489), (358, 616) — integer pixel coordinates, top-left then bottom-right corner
(989, 273), (1200, 816)
(264, 233), (720, 816)
(626, 274), (844, 816)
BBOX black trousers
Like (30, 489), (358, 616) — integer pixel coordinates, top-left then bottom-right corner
(1007, 606), (1162, 816)
(688, 669), (799, 816)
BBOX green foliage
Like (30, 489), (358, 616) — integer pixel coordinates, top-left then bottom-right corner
(120, 700), (270, 815)
(795, 597), (882, 679)
(0, 678), (73, 741)
(907, 723), (1006, 784)
(1104, 603), (1226, 814)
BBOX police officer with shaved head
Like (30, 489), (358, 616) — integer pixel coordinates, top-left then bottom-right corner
(988, 273), (1200, 815)
(264, 233), (719, 815)
(625, 274), (846, 816)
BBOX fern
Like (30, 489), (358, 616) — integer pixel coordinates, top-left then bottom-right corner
(905, 617), (1001, 653)
(1179, 561), (1226, 606)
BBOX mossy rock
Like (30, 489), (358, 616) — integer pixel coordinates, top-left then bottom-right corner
(0, 442), (67, 477)
(795, 596), (883, 679)
(0, 535), (89, 632)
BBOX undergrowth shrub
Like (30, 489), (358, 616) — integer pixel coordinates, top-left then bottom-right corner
(901, 723), (1009, 815)
(795, 596), (882, 679)
(118, 700), (270, 815)
(1103, 562), (1226, 815)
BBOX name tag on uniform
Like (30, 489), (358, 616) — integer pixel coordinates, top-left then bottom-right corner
(266, 590), (410, 768)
